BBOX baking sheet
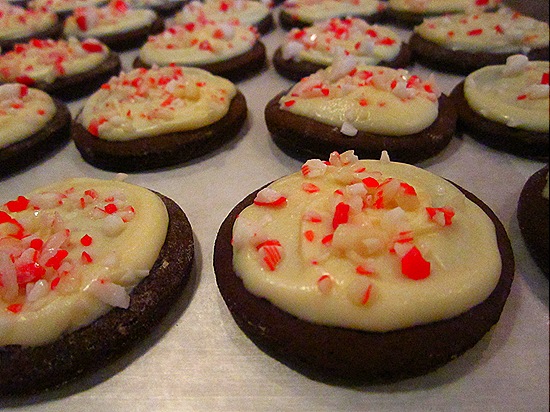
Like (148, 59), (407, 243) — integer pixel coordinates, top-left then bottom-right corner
(1, 6), (548, 411)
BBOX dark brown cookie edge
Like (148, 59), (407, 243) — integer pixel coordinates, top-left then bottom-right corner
(0, 192), (195, 396)
(0, 20), (64, 52)
(213, 179), (515, 384)
(517, 165), (549, 275)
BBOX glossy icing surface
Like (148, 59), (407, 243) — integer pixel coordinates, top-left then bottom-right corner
(0, 3), (57, 40)
(389, 0), (501, 14)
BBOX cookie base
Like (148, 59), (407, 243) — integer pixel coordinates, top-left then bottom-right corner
(214, 183), (515, 384)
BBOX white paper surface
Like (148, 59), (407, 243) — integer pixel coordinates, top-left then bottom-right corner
(0, 12), (548, 412)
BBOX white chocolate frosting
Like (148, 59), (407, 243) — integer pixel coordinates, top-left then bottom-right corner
(0, 177), (168, 346)
(0, 38), (109, 85)
(78, 66), (237, 140)
(282, 0), (382, 24)
(415, 10), (550, 53)
(0, 84), (56, 149)
(173, 0), (271, 28)
(29, 0), (108, 14)
(464, 57), (549, 132)
(139, 19), (259, 66)
(64, 0), (157, 38)
(279, 59), (441, 136)
(389, 0), (501, 14)
(232, 151), (502, 332)
(0, 3), (58, 40)
(281, 18), (402, 66)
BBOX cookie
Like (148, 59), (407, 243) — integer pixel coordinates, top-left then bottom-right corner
(63, 0), (165, 52)
(172, 0), (275, 35)
(450, 56), (548, 160)
(517, 165), (549, 275)
(410, 10), (549, 74)
(72, 66), (248, 172)
(0, 177), (194, 395)
(29, 0), (109, 20)
(265, 59), (456, 164)
(279, 0), (385, 31)
(386, 0), (502, 27)
(0, 38), (121, 101)
(273, 17), (412, 82)
(0, 84), (71, 178)
(0, 3), (63, 52)
(214, 151), (514, 383)
(134, 19), (266, 82)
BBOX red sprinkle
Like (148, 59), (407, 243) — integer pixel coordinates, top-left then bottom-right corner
(361, 284), (373, 305)
(302, 183), (320, 193)
(467, 29), (483, 36)
(304, 230), (315, 242)
(50, 276), (61, 290)
(7, 303), (23, 314)
(426, 207), (455, 226)
(401, 247), (431, 280)
(284, 100), (296, 107)
(45, 250), (69, 270)
(332, 202), (350, 230)
(321, 234), (333, 245)
(81, 251), (93, 263)
(5, 196), (30, 212)
(30, 238), (44, 250)
(104, 203), (118, 214)
(80, 234), (93, 246)
(356, 266), (373, 276)
(541, 72), (549, 85)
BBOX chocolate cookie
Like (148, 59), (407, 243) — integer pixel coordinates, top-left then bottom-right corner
(133, 41), (267, 82)
(0, 191), (194, 395)
(0, 97), (72, 178)
(273, 43), (412, 82)
(72, 90), (247, 172)
(450, 82), (548, 160)
(265, 93), (456, 164)
(213, 181), (515, 383)
(517, 165), (549, 275)
(410, 33), (549, 75)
